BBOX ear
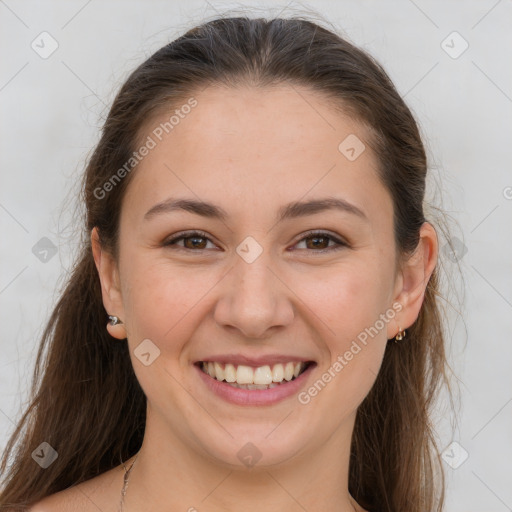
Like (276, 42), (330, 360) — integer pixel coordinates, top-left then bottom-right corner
(388, 222), (438, 338)
(91, 227), (127, 340)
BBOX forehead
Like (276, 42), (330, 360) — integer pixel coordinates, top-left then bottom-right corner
(147, 84), (367, 167)
(122, 84), (393, 229)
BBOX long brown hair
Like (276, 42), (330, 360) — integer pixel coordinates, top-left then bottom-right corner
(0, 14), (458, 511)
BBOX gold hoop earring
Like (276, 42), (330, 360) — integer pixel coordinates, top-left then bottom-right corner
(395, 327), (406, 342)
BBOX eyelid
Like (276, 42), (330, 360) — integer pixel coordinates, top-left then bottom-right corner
(163, 229), (349, 253)
(163, 229), (218, 250)
(293, 230), (349, 251)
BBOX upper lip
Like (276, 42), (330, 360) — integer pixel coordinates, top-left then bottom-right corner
(195, 354), (316, 367)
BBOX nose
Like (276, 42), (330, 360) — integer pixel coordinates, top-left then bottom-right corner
(213, 251), (295, 339)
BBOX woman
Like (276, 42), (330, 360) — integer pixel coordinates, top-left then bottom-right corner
(0, 15), (453, 512)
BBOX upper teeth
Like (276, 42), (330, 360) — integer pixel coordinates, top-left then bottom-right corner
(201, 361), (307, 385)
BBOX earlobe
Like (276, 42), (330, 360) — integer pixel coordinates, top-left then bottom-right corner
(106, 315), (127, 340)
(91, 227), (127, 340)
(389, 222), (438, 336)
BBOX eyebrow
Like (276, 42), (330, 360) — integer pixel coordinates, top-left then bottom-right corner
(143, 196), (368, 223)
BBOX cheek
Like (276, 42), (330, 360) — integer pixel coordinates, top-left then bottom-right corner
(309, 259), (390, 340)
(120, 259), (213, 404)
(121, 256), (220, 351)
(304, 260), (391, 396)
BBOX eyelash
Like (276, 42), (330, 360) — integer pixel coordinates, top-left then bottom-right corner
(163, 229), (349, 254)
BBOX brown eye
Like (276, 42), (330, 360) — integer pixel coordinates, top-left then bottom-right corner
(293, 231), (348, 253)
(164, 230), (216, 251)
(305, 234), (330, 250)
(163, 230), (348, 253)
(182, 235), (208, 249)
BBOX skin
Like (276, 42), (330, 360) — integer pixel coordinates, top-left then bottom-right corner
(31, 84), (437, 512)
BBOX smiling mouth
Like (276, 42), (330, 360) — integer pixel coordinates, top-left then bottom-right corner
(195, 360), (315, 389)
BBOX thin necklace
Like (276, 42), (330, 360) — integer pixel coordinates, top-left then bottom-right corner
(119, 452), (357, 512)
(119, 452), (139, 512)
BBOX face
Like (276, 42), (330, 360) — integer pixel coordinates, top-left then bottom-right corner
(97, 84), (407, 469)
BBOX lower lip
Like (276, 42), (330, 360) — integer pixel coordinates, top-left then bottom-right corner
(194, 363), (316, 406)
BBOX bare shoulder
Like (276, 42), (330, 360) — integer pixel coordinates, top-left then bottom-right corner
(27, 486), (78, 512)
(27, 464), (123, 512)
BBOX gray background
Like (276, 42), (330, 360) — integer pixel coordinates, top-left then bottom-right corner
(1, 1), (511, 510)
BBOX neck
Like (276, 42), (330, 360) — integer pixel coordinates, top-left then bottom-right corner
(121, 408), (361, 512)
